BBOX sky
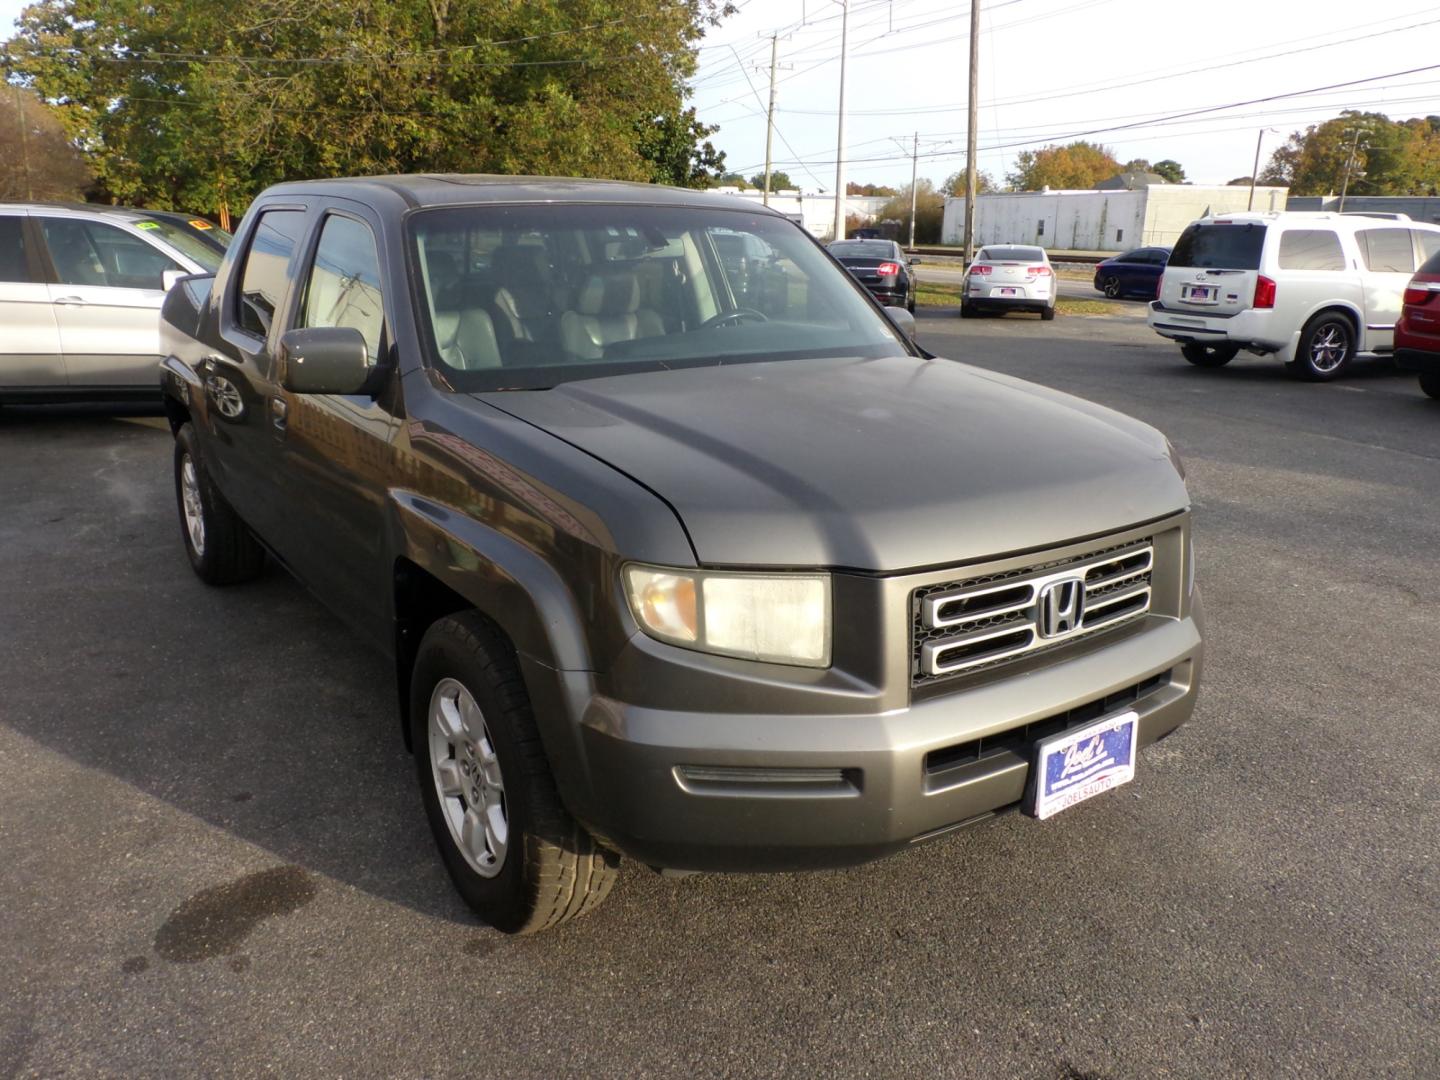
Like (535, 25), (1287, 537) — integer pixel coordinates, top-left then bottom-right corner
(2, 0), (1437, 192)
(687, 0), (1440, 191)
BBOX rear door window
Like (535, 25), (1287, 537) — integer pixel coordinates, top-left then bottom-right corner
(235, 209), (308, 337)
(1414, 230), (1440, 266)
(38, 217), (181, 289)
(1277, 230), (1345, 271)
(1168, 223), (1266, 270)
(1357, 229), (1416, 273)
(0, 216), (36, 282)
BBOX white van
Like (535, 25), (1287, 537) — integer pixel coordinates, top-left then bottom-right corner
(1147, 211), (1440, 380)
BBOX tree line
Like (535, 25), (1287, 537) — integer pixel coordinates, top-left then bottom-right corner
(2, 0), (733, 220)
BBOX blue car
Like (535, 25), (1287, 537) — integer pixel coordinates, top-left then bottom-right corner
(1093, 247), (1170, 299)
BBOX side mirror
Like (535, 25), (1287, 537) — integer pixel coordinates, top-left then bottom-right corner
(278, 326), (371, 395)
(161, 268), (185, 292)
(885, 305), (917, 341)
(909, 256), (921, 265)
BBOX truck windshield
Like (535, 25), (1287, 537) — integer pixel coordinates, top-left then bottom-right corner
(408, 204), (912, 390)
(1169, 223), (1267, 270)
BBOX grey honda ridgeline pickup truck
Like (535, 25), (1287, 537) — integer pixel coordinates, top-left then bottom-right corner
(159, 176), (1204, 934)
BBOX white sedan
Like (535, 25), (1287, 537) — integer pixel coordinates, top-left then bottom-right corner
(961, 245), (1056, 320)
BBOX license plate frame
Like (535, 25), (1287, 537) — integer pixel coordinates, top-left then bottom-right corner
(1026, 710), (1138, 820)
(1181, 284), (1218, 304)
(999, 287), (1019, 296)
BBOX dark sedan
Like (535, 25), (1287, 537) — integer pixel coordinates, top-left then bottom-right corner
(1093, 246), (1170, 299)
(828, 238), (916, 312)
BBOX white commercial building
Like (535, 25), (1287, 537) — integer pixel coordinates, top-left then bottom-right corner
(941, 183), (1290, 252)
(705, 188), (890, 240)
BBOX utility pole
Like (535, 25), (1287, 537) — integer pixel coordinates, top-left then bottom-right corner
(1247, 130), (1264, 211)
(763, 33), (779, 207)
(831, 0), (850, 242)
(962, 0), (980, 265)
(908, 131), (919, 248)
(1338, 127), (1365, 213)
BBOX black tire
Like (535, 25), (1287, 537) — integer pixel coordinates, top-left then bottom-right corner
(1419, 371), (1440, 400)
(1102, 276), (1121, 299)
(1287, 312), (1356, 381)
(1180, 342), (1240, 368)
(1040, 304), (1056, 321)
(907, 294), (916, 315)
(173, 424), (265, 585)
(960, 302), (975, 319)
(410, 612), (619, 934)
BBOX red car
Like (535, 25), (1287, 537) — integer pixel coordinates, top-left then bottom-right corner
(1396, 248), (1440, 400)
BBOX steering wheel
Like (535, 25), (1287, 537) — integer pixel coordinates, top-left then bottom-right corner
(699, 307), (769, 330)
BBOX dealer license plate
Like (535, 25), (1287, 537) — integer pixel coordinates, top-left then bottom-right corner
(999, 287), (1018, 296)
(1181, 284), (1217, 303)
(1027, 710), (1138, 820)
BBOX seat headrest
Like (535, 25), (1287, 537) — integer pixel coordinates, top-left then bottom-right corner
(494, 245), (549, 283)
(577, 271), (641, 316)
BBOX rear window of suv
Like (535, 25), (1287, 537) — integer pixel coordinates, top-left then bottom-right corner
(1169, 223), (1266, 270)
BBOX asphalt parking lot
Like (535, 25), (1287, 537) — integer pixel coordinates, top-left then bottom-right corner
(3, 309), (1438, 1079)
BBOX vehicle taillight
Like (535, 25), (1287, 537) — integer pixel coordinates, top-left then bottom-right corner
(876, 261), (900, 276)
(1253, 275), (1276, 309)
(1403, 278), (1439, 305)
(1028, 265), (1051, 276)
(970, 264), (991, 275)
(1155, 274), (1164, 300)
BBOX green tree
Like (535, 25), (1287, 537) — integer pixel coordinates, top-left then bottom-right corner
(876, 178), (944, 243)
(846, 181), (897, 196)
(712, 171), (750, 188)
(1007, 141), (1119, 190)
(941, 166), (996, 195)
(4, 0), (733, 217)
(1121, 158), (1151, 172)
(1227, 176), (1254, 186)
(1153, 159), (1186, 183)
(749, 169), (793, 191)
(1261, 110), (1440, 196)
(0, 84), (92, 199)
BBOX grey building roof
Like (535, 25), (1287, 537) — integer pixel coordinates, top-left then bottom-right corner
(1095, 171), (1169, 191)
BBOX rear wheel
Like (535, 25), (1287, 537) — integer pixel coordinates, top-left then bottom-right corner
(1040, 304), (1056, 321)
(1102, 276), (1121, 299)
(1418, 371), (1440, 400)
(1287, 313), (1355, 381)
(411, 612), (619, 934)
(173, 424), (265, 585)
(960, 302), (975, 319)
(1180, 342), (1239, 367)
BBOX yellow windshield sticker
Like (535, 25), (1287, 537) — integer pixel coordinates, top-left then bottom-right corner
(136, 221), (160, 230)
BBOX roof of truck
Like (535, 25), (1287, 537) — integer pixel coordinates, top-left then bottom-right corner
(257, 174), (772, 214)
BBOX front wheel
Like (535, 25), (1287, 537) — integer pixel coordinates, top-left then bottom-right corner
(1418, 371), (1440, 400)
(173, 424), (265, 585)
(1181, 342), (1240, 367)
(411, 612), (618, 934)
(1287, 313), (1355, 381)
(1102, 276), (1121, 299)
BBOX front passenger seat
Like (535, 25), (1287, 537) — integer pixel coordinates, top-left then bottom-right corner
(559, 271), (664, 361)
(436, 306), (503, 371)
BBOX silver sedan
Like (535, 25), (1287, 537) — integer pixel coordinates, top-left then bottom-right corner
(960, 245), (1056, 321)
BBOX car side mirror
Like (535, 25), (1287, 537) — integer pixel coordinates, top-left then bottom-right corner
(909, 256), (921, 265)
(278, 326), (371, 395)
(885, 305), (917, 341)
(161, 268), (185, 292)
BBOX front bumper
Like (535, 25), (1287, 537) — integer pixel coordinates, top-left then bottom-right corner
(567, 597), (1204, 872)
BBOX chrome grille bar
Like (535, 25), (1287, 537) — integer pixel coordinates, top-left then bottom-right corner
(914, 541), (1155, 681)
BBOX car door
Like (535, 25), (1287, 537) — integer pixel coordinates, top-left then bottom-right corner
(0, 212), (64, 390)
(1356, 227), (1418, 353)
(268, 207), (401, 643)
(34, 215), (184, 387)
(203, 203), (312, 544)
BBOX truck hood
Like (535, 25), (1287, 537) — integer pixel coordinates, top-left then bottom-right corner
(476, 354), (1187, 572)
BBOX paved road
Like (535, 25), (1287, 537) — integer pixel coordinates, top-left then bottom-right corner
(915, 262), (1109, 301)
(3, 317), (1438, 1078)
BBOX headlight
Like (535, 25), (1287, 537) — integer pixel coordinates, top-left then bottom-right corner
(624, 565), (831, 667)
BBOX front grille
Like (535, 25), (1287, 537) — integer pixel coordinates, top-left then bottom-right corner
(912, 540), (1154, 686)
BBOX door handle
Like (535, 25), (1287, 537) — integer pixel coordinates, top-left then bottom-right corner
(53, 296), (87, 305)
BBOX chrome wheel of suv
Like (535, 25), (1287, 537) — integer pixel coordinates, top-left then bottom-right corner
(179, 455), (206, 558)
(1290, 313), (1356, 381)
(428, 677), (508, 878)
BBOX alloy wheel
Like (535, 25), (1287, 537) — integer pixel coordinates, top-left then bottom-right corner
(179, 454), (206, 557)
(428, 677), (508, 878)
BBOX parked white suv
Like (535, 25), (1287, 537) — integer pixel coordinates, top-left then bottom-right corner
(1147, 212), (1440, 380)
